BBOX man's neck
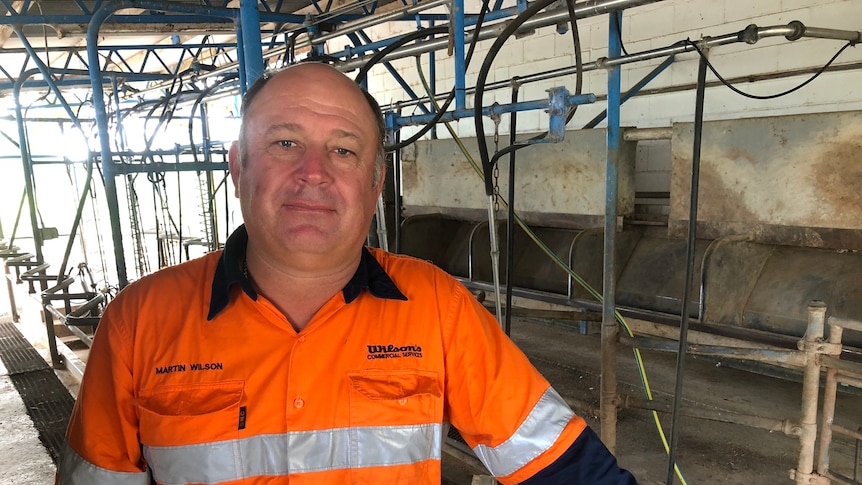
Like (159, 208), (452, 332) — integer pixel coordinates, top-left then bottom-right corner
(244, 251), (360, 332)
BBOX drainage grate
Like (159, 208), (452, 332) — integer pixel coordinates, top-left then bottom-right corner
(0, 316), (74, 464)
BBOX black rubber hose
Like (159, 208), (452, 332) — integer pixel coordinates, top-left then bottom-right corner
(473, 0), (561, 196)
(665, 52), (709, 485)
(360, 0), (491, 152)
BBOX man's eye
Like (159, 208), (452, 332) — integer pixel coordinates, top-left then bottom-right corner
(278, 140), (295, 148)
(334, 148), (354, 156)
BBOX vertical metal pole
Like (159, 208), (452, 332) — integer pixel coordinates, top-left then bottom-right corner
(390, 125), (403, 254)
(504, 80), (520, 337)
(240, 0), (265, 86)
(375, 195), (389, 251)
(795, 301), (826, 485)
(486, 196), (503, 328)
(237, 20), (248, 93)
(13, 91), (45, 269)
(816, 323), (843, 476)
(12, 68), (61, 366)
(4, 261), (19, 322)
(41, 294), (62, 368)
(601, 10), (622, 453)
(429, 28), (438, 139)
(88, 3), (129, 287)
(665, 48), (709, 485)
(453, 0), (466, 110)
(200, 103), (218, 250)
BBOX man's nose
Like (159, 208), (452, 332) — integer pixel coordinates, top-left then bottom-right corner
(295, 147), (332, 184)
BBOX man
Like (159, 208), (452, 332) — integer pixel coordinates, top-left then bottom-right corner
(59, 62), (637, 484)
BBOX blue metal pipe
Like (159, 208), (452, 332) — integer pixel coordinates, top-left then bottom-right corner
(395, 92), (596, 127)
(0, 12), (302, 24)
(237, 20), (248, 93)
(453, 0), (466, 109)
(600, 9), (623, 453)
(10, 35), (88, 135)
(240, 0), (265, 85)
(12, 73), (48, 266)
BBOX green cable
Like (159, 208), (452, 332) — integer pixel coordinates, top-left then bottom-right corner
(414, 57), (688, 485)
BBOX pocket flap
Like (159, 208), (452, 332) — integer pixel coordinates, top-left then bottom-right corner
(348, 369), (441, 401)
(138, 380), (244, 416)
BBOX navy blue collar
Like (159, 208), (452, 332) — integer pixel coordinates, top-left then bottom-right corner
(207, 225), (407, 321)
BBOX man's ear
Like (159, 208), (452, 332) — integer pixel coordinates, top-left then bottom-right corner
(228, 141), (241, 198)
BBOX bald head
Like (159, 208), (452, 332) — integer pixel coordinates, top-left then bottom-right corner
(238, 63), (386, 186)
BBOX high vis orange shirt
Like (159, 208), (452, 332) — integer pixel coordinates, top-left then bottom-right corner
(60, 225), (597, 485)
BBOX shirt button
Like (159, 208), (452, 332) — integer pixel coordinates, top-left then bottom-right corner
(398, 398), (408, 406)
(298, 336), (306, 343)
(294, 398), (305, 409)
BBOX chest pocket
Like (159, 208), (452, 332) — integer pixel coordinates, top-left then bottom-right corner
(137, 380), (245, 448)
(347, 369), (442, 484)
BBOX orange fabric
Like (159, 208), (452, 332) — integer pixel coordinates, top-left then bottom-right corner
(64, 248), (585, 484)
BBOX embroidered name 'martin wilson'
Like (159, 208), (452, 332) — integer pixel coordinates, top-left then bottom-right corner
(366, 345), (423, 359)
(155, 362), (224, 374)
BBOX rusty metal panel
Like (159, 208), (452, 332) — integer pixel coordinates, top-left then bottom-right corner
(567, 227), (644, 302)
(615, 232), (709, 318)
(669, 111), (862, 250)
(743, 246), (862, 344)
(400, 129), (636, 223)
(399, 215), (474, 278)
(701, 237), (775, 326)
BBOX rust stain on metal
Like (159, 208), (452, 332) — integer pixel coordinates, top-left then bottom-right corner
(813, 137), (862, 227)
(697, 160), (760, 223)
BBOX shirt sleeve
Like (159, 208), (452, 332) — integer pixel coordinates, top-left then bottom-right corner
(521, 426), (640, 484)
(440, 281), (636, 484)
(58, 293), (152, 485)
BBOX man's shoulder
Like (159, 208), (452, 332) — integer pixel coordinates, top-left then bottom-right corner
(368, 247), (451, 279)
(366, 248), (471, 301)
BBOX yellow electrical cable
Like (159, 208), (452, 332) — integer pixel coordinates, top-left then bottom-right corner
(413, 58), (688, 485)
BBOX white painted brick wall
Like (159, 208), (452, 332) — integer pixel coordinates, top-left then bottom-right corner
(337, 0), (862, 196)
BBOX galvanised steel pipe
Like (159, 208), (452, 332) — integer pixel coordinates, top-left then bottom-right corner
(311, 0), (449, 45)
(816, 323), (844, 477)
(624, 395), (797, 435)
(339, 0), (665, 71)
(618, 335), (805, 366)
(394, 92), (596, 126)
(794, 301), (827, 485)
(388, 20), (860, 113)
(829, 316), (862, 333)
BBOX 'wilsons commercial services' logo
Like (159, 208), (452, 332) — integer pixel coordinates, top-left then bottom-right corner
(366, 344), (423, 360)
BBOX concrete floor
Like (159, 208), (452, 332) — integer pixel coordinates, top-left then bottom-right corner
(3, 284), (862, 485)
(0, 291), (58, 485)
(509, 318), (862, 485)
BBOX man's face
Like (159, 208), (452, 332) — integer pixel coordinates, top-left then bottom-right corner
(229, 64), (383, 271)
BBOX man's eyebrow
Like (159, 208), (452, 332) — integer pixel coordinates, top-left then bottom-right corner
(265, 122), (302, 135)
(330, 128), (364, 142)
(265, 123), (363, 142)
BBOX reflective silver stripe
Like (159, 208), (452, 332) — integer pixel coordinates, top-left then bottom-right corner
(472, 387), (574, 478)
(58, 442), (152, 485)
(144, 423), (442, 485)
